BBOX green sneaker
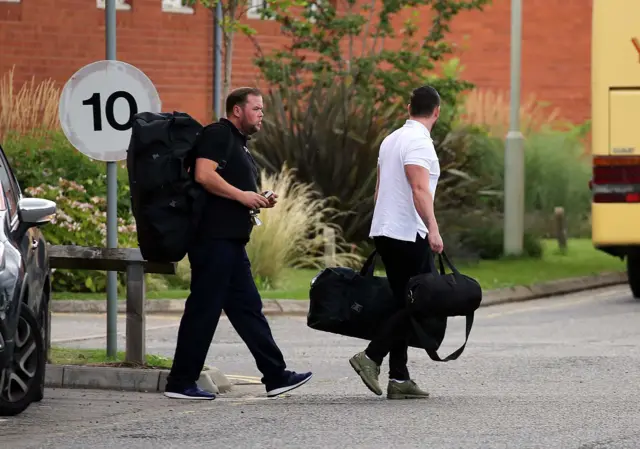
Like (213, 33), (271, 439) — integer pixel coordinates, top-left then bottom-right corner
(349, 352), (382, 396)
(387, 380), (430, 399)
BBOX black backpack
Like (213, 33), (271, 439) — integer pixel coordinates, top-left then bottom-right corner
(126, 111), (231, 263)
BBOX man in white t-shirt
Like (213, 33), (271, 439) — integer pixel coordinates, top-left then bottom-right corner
(349, 85), (443, 399)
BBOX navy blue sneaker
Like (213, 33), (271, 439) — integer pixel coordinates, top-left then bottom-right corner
(266, 371), (313, 397)
(164, 385), (216, 400)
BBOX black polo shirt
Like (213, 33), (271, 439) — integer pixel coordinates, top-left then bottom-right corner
(193, 118), (260, 242)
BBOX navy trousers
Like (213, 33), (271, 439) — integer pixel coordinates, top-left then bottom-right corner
(166, 238), (287, 390)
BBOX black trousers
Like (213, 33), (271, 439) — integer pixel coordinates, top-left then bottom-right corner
(166, 238), (287, 390)
(365, 234), (433, 380)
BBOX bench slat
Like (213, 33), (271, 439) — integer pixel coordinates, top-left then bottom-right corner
(48, 245), (177, 275)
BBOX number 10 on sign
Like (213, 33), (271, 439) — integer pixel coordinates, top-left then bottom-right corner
(59, 60), (161, 162)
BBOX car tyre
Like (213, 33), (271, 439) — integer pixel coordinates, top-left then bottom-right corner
(628, 252), (640, 299)
(0, 304), (45, 416)
(33, 292), (49, 403)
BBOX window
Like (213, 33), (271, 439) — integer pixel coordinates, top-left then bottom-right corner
(162, 0), (194, 14)
(247, 0), (267, 19)
(0, 157), (19, 221)
(96, 0), (131, 11)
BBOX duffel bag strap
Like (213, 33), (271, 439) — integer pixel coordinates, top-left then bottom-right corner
(359, 250), (378, 277)
(410, 313), (474, 362)
(424, 250), (445, 275)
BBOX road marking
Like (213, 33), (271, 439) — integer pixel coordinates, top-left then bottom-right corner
(226, 375), (262, 385)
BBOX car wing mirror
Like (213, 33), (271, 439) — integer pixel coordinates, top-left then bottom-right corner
(18, 198), (57, 230)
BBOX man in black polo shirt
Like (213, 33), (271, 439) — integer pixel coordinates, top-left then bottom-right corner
(164, 87), (313, 400)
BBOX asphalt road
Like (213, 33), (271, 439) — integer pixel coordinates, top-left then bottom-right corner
(3, 284), (640, 449)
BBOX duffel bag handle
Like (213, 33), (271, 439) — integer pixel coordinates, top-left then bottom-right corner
(426, 249), (445, 275)
(439, 251), (460, 275)
(427, 250), (459, 276)
(359, 250), (378, 277)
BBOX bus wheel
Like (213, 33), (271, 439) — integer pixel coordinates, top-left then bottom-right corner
(628, 252), (640, 299)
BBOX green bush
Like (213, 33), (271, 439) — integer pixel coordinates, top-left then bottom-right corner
(457, 224), (543, 260)
(24, 178), (138, 292)
(2, 130), (131, 214)
(251, 81), (400, 245)
(466, 123), (592, 237)
(3, 129), (139, 293)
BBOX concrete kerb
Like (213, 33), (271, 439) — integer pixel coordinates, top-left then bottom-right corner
(45, 364), (233, 394)
(50, 271), (630, 316)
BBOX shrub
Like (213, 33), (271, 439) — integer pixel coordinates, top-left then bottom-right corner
(3, 130), (139, 293)
(24, 178), (138, 293)
(251, 81), (401, 245)
(457, 222), (543, 260)
(466, 124), (592, 235)
(249, 164), (363, 288)
(2, 130), (132, 216)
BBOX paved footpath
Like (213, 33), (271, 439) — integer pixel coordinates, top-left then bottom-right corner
(4, 284), (640, 449)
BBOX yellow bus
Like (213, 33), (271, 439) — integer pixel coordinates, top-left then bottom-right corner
(591, 0), (640, 298)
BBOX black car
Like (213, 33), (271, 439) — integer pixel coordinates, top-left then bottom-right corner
(0, 143), (56, 416)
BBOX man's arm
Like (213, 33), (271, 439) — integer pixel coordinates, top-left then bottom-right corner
(194, 158), (269, 209)
(195, 158), (241, 200)
(193, 125), (269, 209)
(404, 164), (438, 234)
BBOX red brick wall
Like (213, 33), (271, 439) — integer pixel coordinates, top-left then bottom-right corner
(0, 0), (592, 126)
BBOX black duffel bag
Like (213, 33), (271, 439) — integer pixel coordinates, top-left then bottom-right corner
(404, 250), (483, 362)
(307, 251), (446, 350)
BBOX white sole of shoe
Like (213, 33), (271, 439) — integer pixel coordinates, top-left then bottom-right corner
(266, 374), (313, 398)
(164, 392), (215, 400)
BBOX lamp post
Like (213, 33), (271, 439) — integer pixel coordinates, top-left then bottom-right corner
(503, 0), (525, 256)
(213, 1), (223, 119)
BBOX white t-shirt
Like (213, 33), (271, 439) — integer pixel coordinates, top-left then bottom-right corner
(369, 119), (440, 242)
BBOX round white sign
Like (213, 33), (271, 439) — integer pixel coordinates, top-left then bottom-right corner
(58, 60), (162, 162)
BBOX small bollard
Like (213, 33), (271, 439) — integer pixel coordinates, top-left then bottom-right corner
(323, 226), (336, 267)
(554, 206), (568, 253)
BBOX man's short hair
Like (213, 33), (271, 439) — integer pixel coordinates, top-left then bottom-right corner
(409, 85), (440, 118)
(226, 87), (262, 116)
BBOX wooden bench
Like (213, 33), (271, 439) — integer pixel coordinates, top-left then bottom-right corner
(48, 244), (177, 364)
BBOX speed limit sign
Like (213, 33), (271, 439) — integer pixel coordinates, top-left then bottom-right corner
(58, 60), (162, 162)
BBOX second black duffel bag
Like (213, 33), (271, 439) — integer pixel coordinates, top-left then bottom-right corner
(405, 250), (483, 362)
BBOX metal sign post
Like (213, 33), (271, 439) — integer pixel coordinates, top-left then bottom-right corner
(105, 0), (118, 359)
(58, 61), (161, 358)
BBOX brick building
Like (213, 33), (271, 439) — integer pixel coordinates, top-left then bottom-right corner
(0, 0), (591, 126)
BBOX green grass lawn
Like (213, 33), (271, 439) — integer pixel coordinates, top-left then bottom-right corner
(49, 346), (173, 369)
(52, 239), (626, 301)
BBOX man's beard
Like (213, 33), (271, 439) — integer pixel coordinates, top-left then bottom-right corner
(244, 123), (259, 135)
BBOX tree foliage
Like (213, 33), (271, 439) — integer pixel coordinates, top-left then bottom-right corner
(252, 0), (491, 110)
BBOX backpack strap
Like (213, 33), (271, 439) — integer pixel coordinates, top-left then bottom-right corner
(198, 121), (236, 171)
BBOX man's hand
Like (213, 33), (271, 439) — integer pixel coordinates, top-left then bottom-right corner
(239, 191), (270, 209)
(428, 231), (444, 254)
(263, 191), (278, 208)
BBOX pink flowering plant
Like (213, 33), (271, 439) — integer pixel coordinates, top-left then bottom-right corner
(24, 177), (138, 292)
